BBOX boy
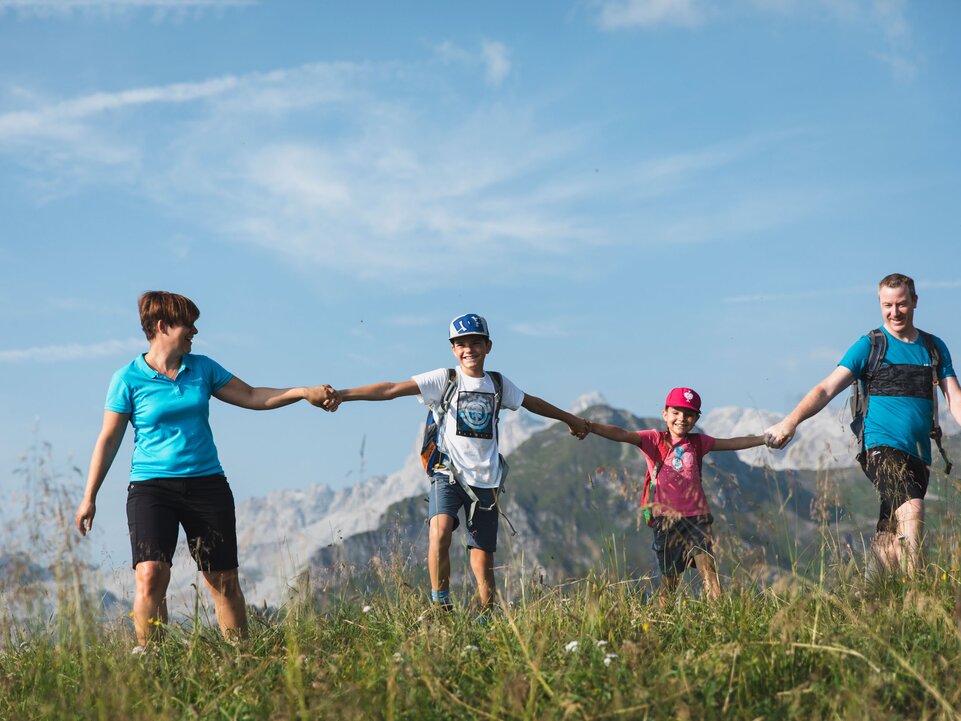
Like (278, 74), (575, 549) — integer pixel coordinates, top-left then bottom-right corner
(329, 313), (589, 612)
(585, 387), (765, 602)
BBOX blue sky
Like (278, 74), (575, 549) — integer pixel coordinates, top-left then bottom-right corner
(2, 0), (960, 541)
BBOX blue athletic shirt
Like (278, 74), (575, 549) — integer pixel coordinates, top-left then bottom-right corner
(105, 353), (233, 481)
(839, 328), (955, 464)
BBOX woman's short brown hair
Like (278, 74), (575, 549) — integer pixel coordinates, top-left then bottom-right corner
(138, 291), (200, 340)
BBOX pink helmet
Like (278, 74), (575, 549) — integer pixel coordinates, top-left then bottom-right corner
(664, 387), (701, 413)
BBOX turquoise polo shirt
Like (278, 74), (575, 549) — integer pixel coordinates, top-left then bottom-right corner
(105, 353), (233, 481)
(839, 328), (954, 464)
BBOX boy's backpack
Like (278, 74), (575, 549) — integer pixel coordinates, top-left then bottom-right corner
(419, 369), (514, 530)
(848, 328), (951, 473)
(640, 431), (705, 526)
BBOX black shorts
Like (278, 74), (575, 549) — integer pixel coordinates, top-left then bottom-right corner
(861, 446), (929, 534)
(651, 513), (715, 577)
(126, 474), (239, 571)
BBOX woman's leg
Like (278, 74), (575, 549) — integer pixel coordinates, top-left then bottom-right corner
(202, 567), (248, 640)
(133, 560), (171, 646)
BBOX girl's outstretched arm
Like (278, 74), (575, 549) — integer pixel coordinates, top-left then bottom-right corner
(586, 420), (642, 446)
(712, 435), (766, 452)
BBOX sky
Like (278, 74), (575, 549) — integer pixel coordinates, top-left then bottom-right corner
(2, 0), (960, 563)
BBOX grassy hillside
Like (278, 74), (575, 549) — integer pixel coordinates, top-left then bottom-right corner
(3, 564), (961, 720)
(307, 405), (960, 602)
(4, 427), (961, 719)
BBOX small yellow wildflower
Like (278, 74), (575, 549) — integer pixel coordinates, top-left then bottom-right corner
(942, 572), (948, 582)
(641, 623), (650, 633)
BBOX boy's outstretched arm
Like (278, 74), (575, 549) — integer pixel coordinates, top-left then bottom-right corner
(585, 420), (641, 446)
(335, 380), (420, 405)
(521, 394), (590, 439)
(712, 435), (767, 452)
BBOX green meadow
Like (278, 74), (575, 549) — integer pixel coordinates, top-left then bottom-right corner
(4, 434), (961, 720)
(3, 544), (961, 720)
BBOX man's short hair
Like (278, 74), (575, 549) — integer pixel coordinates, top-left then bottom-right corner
(139, 291), (200, 340)
(878, 273), (916, 298)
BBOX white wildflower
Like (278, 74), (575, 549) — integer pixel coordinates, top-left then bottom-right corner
(595, 640), (608, 648)
(604, 653), (618, 667)
(462, 644), (479, 655)
(564, 640), (579, 653)
(393, 652), (403, 663)
(362, 605), (373, 613)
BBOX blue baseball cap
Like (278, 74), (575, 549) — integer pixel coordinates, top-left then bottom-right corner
(449, 313), (490, 340)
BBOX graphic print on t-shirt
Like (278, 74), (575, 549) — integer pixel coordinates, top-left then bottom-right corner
(456, 391), (495, 439)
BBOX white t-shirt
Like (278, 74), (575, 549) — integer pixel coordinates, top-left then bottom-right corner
(412, 367), (526, 489)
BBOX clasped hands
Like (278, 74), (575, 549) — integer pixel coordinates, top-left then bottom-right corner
(305, 384), (341, 412)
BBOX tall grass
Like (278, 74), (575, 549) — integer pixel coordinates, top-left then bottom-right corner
(3, 538), (961, 718)
(3, 441), (961, 720)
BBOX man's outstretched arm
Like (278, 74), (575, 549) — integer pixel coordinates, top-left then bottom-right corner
(765, 366), (855, 449)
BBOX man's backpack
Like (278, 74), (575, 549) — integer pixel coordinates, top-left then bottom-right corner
(419, 369), (514, 530)
(640, 431), (705, 526)
(848, 328), (952, 473)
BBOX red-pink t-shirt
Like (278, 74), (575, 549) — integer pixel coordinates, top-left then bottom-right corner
(636, 430), (716, 518)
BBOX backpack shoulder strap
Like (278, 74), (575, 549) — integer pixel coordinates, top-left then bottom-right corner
(435, 368), (458, 419)
(487, 371), (504, 442)
(649, 431), (673, 480)
(917, 331), (953, 473)
(688, 433), (705, 473)
(488, 371), (503, 405)
(866, 328), (887, 377)
(917, 330), (941, 370)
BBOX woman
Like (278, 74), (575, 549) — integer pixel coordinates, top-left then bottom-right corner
(75, 291), (334, 647)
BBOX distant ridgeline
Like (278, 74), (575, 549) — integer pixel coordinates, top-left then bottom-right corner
(304, 404), (961, 603)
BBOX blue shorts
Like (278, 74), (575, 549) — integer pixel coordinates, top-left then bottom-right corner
(427, 475), (499, 553)
(126, 474), (239, 571)
(651, 513), (715, 577)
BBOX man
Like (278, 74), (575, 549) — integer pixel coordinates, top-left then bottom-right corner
(765, 273), (961, 573)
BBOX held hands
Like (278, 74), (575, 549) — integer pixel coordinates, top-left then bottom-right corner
(764, 420), (795, 449)
(567, 416), (591, 440)
(305, 385), (341, 412)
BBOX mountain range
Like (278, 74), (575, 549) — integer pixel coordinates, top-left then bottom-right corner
(67, 394), (961, 613)
(232, 395), (960, 607)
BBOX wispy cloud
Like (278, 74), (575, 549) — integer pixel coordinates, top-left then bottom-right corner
(0, 61), (823, 285)
(598, 0), (705, 30)
(434, 39), (512, 87)
(598, 0), (916, 79)
(722, 284), (872, 304)
(509, 321), (574, 338)
(481, 40), (511, 86)
(0, 0), (255, 18)
(0, 337), (144, 363)
(0, 76), (240, 140)
(724, 278), (961, 304)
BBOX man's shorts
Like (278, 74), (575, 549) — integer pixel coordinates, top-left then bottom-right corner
(861, 445), (929, 534)
(126, 474), (239, 571)
(427, 474), (498, 553)
(651, 513), (715, 577)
